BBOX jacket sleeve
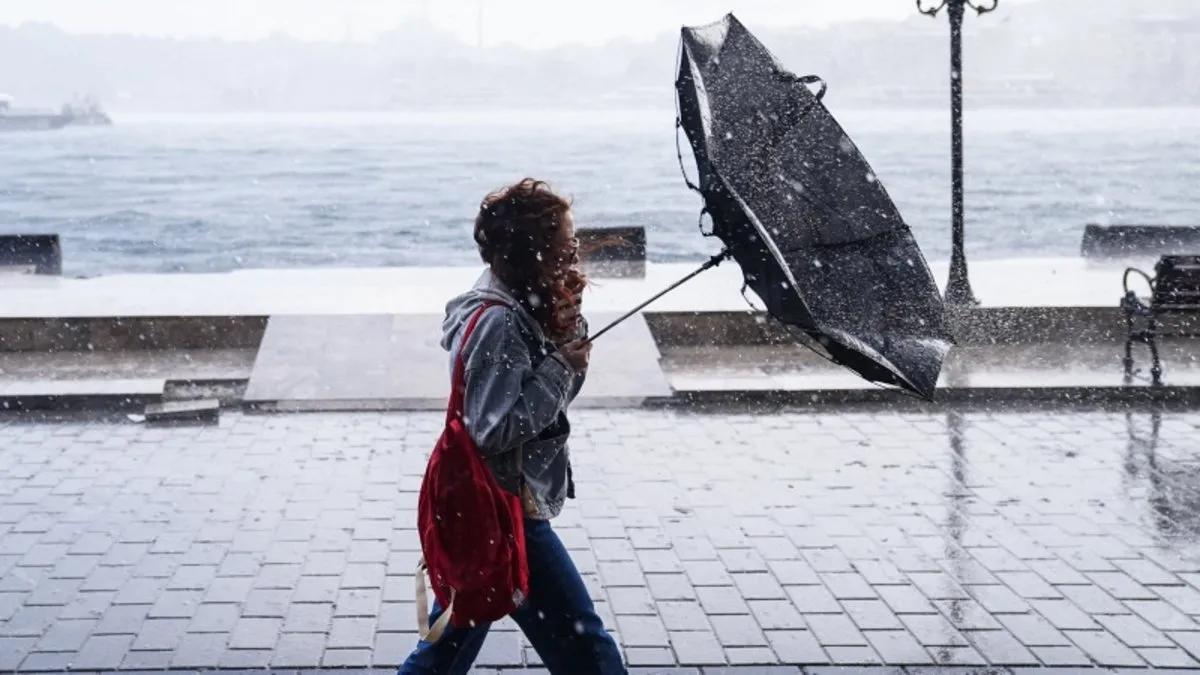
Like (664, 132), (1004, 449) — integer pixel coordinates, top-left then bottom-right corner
(460, 306), (576, 455)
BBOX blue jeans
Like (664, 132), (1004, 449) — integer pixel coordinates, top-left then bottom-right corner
(398, 518), (626, 675)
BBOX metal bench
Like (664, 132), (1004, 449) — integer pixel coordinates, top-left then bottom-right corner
(1122, 254), (1200, 382)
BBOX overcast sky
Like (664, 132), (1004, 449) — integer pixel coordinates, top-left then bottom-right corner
(0, 0), (961, 48)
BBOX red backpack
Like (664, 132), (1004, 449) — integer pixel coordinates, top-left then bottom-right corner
(415, 301), (530, 642)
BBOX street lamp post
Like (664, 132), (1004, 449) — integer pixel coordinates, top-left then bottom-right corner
(917, 0), (998, 307)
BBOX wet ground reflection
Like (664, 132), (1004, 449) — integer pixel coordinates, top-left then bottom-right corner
(1124, 408), (1200, 542)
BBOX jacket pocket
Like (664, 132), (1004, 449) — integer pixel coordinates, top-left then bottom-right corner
(521, 433), (567, 480)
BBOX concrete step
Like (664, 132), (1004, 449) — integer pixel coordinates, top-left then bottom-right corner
(244, 313), (672, 411)
(0, 378), (165, 411)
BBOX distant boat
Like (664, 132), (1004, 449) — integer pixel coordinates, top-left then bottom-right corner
(0, 93), (112, 132)
(61, 95), (114, 126)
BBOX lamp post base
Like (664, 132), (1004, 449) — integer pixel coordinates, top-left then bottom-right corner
(944, 259), (979, 307)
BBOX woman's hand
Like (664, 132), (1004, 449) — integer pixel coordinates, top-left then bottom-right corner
(557, 339), (592, 373)
(555, 295), (582, 332)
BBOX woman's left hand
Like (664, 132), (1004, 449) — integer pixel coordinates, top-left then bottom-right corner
(554, 293), (584, 343)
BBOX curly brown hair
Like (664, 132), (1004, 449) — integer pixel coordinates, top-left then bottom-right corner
(474, 178), (586, 344)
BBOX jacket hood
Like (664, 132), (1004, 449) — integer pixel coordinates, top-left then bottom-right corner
(440, 268), (544, 352)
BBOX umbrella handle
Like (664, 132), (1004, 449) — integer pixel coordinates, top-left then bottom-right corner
(581, 249), (732, 345)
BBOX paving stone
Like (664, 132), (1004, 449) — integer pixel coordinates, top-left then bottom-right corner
(294, 575), (341, 603)
(1113, 558), (1181, 586)
(820, 573), (876, 600)
(4, 604), (61, 636)
(190, 602), (242, 633)
(997, 612), (1071, 646)
(962, 629), (1039, 665)
(337, 588), (383, 617)
(696, 586), (749, 615)
(900, 614), (969, 647)
(272, 632), (328, 667)
(966, 584), (1031, 613)
(0, 637), (39, 672)
(923, 645), (988, 665)
(92, 602), (149, 635)
(321, 647), (373, 667)
(229, 617), (283, 650)
(718, 549), (769, 573)
(786, 585), (842, 614)
(285, 602), (335, 633)
(609, 586), (658, 615)
(378, 601), (416, 633)
(1025, 558), (1091, 585)
(148, 589), (204, 618)
(1095, 612), (1174, 647)
(1027, 644), (1093, 666)
(996, 571), (1062, 599)
(725, 646), (777, 664)
(472, 629), (521, 667)
(616, 615), (669, 647)
(748, 600), (806, 630)
(876, 585), (937, 614)
(1058, 584), (1128, 615)
(849, 560), (908, 586)
(805, 614), (867, 647)
(933, 599), (1002, 630)
(863, 630), (935, 665)
(822, 645), (882, 665)
(1087, 571), (1160, 600)
(73, 634), (133, 670)
(683, 560), (734, 587)
(130, 617), (190, 651)
(670, 630), (726, 665)
(1172, 630), (1200, 660)
(599, 561), (646, 587)
(731, 573), (786, 600)
(21, 649), (80, 671)
(626, 646), (677, 666)
(1139, 646), (1200, 668)
(328, 616), (377, 649)
(762, 630), (822, 664)
(244, 588), (293, 617)
(659, 601), (710, 632)
(647, 573), (696, 601)
(709, 614), (768, 647)
(1156, 584), (1200, 615)
(1066, 629), (1147, 667)
(1126, 599), (1200, 631)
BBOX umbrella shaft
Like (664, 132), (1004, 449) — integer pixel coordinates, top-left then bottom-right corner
(583, 249), (730, 344)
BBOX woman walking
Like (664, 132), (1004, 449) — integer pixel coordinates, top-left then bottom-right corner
(398, 178), (627, 675)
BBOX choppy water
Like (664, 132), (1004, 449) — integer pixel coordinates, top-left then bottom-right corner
(1, 108), (1198, 277)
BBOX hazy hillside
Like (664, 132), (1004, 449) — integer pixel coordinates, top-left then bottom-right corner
(1, 0), (1197, 113)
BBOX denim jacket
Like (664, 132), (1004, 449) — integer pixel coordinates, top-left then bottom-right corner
(440, 269), (587, 520)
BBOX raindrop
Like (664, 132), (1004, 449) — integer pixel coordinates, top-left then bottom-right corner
(837, 135), (854, 154)
(574, 620), (585, 635)
(724, 131), (733, 140)
(865, 172), (877, 183)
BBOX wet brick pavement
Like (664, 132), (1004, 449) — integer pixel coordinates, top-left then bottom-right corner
(1, 408), (1200, 672)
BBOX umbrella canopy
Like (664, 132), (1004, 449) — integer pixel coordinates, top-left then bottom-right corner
(675, 13), (953, 399)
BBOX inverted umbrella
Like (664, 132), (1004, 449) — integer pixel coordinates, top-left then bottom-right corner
(587, 13), (953, 400)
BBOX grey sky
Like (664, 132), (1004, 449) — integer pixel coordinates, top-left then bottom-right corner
(0, 0), (928, 47)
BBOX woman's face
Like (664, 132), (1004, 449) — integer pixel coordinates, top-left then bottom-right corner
(547, 210), (579, 279)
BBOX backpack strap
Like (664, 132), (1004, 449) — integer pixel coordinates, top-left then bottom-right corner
(415, 559), (455, 643)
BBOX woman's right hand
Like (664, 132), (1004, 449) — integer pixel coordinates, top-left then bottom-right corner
(557, 339), (592, 373)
